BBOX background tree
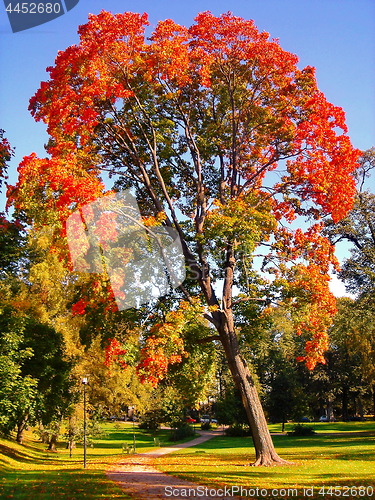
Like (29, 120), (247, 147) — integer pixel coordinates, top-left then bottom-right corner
(0, 134), (78, 444)
(328, 298), (375, 419)
(0, 133), (37, 442)
(0, 307), (38, 443)
(10, 12), (360, 465)
(325, 148), (375, 416)
(328, 148), (375, 297)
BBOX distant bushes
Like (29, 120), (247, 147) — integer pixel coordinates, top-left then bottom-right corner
(200, 422), (211, 431)
(169, 423), (196, 441)
(225, 424), (252, 437)
(288, 424), (316, 436)
(138, 410), (162, 432)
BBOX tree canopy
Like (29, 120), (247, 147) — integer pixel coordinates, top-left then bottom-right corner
(8, 11), (360, 465)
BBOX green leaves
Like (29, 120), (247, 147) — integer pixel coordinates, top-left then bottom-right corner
(0, 309), (38, 435)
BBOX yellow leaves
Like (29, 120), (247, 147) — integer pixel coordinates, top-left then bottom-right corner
(137, 299), (208, 386)
(204, 193), (277, 251)
(142, 211), (167, 227)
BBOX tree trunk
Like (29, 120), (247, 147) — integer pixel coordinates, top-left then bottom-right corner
(183, 230), (288, 465)
(326, 399), (334, 422)
(218, 321), (290, 466)
(16, 414), (29, 444)
(16, 424), (24, 444)
(40, 431), (50, 443)
(48, 434), (58, 452)
(342, 386), (349, 421)
(66, 440), (76, 458)
(358, 396), (364, 419)
(353, 395), (357, 416)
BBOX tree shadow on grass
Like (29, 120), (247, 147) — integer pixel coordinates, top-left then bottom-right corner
(157, 432), (375, 493)
(0, 442), (52, 464)
(199, 434), (375, 459)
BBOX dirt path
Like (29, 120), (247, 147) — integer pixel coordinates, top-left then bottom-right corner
(106, 429), (239, 500)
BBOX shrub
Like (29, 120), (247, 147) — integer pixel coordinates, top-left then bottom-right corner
(138, 410), (162, 431)
(201, 422), (211, 431)
(288, 424), (316, 436)
(169, 423), (195, 441)
(225, 424), (252, 437)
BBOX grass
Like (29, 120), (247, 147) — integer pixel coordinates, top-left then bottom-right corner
(2, 421), (375, 499)
(268, 420), (375, 434)
(0, 422), (183, 500)
(156, 422), (375, 500)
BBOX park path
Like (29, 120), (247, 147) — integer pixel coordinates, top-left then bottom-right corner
(106, 429), (241, 500)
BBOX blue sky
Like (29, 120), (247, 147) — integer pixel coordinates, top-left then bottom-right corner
(0, 0), (374, 295)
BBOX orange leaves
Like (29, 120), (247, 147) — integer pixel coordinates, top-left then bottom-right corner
(79, 11), (148, 41)
(272, 222), (340, 370)
(9, 153), (105, 226)
(30, 11), (149, 152)
(17, 9), (360, 236)
(286, 88), (360, 222)
(273, 223), (339, 276)
(104, 338), (128, 369)
(285, 263), (337, 370)
(136, 304), (191, 386)
(93, 211), (119, 243)
(142, 211), (167, 227)
(9, 10), (361, 379)
(190, 11), (266, 62)
(149, 19), (190, 85)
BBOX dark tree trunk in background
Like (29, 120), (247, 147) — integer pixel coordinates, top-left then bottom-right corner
(342, 387), (349, 421)
(16, 415), (29, 444)
(48, 434), (58, 452)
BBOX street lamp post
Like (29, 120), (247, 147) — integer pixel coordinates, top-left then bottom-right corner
(82, 377), (88, 469)
(132, 406), (136, 453)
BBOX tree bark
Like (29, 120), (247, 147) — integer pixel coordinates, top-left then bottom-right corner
(16, 414), (29, 444)
(16, 424), (24, 445)
(66, 440), (76, 458)
(16, 426), (24, 444)
(218, 320), (290, 466)
(48, 434), (58, 452)
(184, 234), (289, 465)
(342, 386), (349, 421)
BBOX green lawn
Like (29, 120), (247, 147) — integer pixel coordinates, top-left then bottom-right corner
(0, 422), (176, 500)
(156, 422), (375, 500)
(2, 422), (375, 499)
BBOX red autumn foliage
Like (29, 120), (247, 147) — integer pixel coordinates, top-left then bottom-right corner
(104, 338), (128, 369)
(8, 10), (360, 378)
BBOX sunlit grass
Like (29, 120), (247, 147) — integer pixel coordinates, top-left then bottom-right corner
(2, 421), (375, 499)
(0, 422), (175, 499)
(156, 422), (375, 500)
(268, 420), (375, 434)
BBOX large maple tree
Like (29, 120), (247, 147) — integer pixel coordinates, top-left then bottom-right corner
(10, 11), (360, 465)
